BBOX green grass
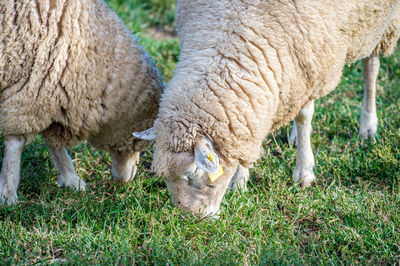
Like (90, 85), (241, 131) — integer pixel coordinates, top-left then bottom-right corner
(107, 0), (179, 81)
(1, 1), (400, 264)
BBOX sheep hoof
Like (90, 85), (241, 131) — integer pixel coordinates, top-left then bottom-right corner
(292, 167), (315, 188)
(359, 112), (377, 139)
(236, 178), (248, 192)
(58, 175), (87, 191)
(110, 151), (140, 183)
(0, 193), (18, 205)
(0, 179), (18, 205)
(228, 165), (249, 192)
(358, 127), (377, 139)
(230, 177), (248, 192)
(112, 164), (137, 183)
(300, 177), (315, 189)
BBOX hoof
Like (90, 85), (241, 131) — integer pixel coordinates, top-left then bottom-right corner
(228, 166), (249, 192)
(112, 164), (137, 183)
(231, 177), (248, 192)
(0, 180), (18, 205)
(0, 192), (18, 205)
(359, 111), (377, 139)
(358, 127), (377, 140)
(58, 175), (87, 191)
(293, 167), (315, 188)
(300, 175), (315, 189)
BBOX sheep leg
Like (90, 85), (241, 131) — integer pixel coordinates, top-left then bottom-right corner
(289, 121), (298, 147)
(292, 100), (315, 188)
(46, 143), (86, 191)
(110, 150), (140, 182)
(228, 164), (249, 192)
(0, 135), (26, 205)
(359, 55), (379, 139)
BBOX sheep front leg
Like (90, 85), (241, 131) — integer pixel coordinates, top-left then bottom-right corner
(359, 55), (379, 139)
(110, 150), (140, 182)
(292, 100), (315, 188)
(46, 143), (86, 191)
(0, 135), (26, 205)
(228, 164), (249, 192)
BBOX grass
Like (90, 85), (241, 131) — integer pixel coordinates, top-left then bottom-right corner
(0, 1), (399, 264)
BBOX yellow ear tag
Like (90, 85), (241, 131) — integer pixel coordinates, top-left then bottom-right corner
(207, 165), (224, 183)
(207, 153), (214, 163)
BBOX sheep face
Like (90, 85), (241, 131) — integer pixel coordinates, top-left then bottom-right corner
(133, 129), (237, 217)
(159, 139), (238, 218)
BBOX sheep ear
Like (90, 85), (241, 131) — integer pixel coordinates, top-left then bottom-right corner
(194, 136), (219, 173)
(132, 127), (155, 140)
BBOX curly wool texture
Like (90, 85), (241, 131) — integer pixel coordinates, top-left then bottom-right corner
(0, 0), (163, 152)
(152, 0), (399, 175)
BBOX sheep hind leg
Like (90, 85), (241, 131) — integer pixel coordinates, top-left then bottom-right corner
(292, 100), (315, 188)
(110, 150), (140, 182)
(46, 143), (86, 191)
(228, 165), (249, 192)
(359, 54), (379, 139)
(0, 135), (26, 205)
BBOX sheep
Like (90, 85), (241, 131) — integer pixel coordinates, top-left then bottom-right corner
(0, 0), (164, 205)
(134, 0), (400, 217)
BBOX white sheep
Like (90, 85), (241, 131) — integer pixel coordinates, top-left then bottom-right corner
(0, 0), (163, 204)
(134, 0), (400, 216)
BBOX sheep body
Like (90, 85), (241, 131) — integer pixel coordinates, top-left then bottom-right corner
(0, 0), (162, 151)
(156, 0), (398, 169)
(140, 0), (400, 215)
(0, 0), (163, 204)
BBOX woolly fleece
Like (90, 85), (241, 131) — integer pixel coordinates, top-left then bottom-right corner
(0, 0), (163, 152)
(152, 0), (399, 176)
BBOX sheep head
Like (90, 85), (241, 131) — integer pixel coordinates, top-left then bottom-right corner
(133, 128), (237, 218)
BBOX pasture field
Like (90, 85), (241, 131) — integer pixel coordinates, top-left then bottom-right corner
(0, 0), (399, 264)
